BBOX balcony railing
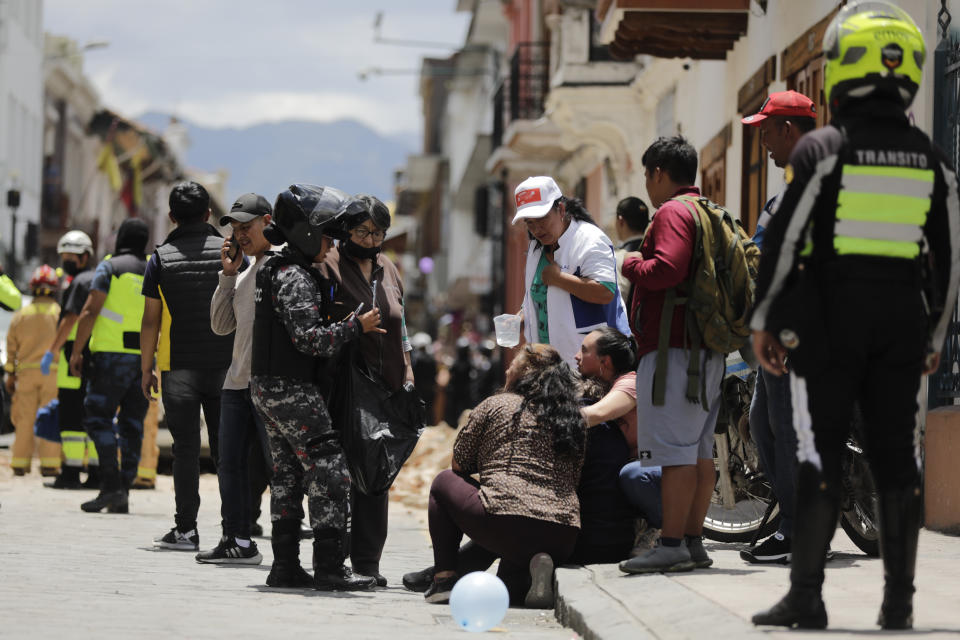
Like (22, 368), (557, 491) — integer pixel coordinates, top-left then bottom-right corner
(509, 42), (549, 124)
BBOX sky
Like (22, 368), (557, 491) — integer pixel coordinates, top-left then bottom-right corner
(43, 0), (471, 136)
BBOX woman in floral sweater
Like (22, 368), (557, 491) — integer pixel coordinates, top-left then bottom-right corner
(424, 344), (585, 607)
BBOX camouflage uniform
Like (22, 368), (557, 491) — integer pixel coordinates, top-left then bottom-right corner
(250, 261), (361, 545)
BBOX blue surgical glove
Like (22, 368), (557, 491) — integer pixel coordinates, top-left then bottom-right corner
(40, 350), (55, 376)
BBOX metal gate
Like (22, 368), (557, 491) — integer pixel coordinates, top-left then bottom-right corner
(930, 1), (960, 408)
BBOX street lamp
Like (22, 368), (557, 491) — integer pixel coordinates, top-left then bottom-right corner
(6, 187), (20, 280)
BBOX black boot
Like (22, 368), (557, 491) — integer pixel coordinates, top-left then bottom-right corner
(753, 463), (838, 629)
(80, 472), (130, 513)
(266, 520), (312, 588)
(82, 466), (100, 489)
(45, 466), (83, 490)
(313, 535), (376, 591)
(876, 485), (921, 630)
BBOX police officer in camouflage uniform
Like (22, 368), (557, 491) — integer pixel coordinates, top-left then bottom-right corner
(251, 184), (384, 591)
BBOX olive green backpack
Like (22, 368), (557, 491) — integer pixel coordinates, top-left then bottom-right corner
(650, 195), (761, 408)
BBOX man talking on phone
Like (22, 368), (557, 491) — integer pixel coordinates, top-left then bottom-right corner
(196, 193), (274, 564)
(140, 181), (236, 552)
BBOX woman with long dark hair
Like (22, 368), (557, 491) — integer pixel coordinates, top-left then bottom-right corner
(423, 344), (585, 607)
(576, 327), (663, 561)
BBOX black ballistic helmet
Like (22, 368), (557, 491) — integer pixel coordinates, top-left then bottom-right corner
(263, 184), (353, 259)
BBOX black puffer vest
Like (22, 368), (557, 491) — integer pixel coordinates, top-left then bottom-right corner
(155, 221), (234, 370)
(251, 253), (329, 383)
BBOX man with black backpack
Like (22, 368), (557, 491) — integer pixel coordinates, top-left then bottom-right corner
(618, 136), (727, 575)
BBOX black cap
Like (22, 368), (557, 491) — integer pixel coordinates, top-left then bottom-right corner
(220, 193), (272, 226)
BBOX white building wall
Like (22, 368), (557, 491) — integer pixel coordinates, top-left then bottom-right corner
(0, 0), (43, 278)
(620, 0), (945, 217)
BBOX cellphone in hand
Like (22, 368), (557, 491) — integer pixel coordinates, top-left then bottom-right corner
(226, 236), (240, 260)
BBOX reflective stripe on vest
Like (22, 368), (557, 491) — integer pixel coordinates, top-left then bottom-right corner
(90, 272), (145, 355)
(835, 165), (934, 259)
(61, 431), (87, 466)
(57, 321), (81, 389)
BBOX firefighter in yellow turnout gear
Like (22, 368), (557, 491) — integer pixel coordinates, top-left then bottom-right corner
(6, 266), (61, 476)
(42, 231), (101, 489)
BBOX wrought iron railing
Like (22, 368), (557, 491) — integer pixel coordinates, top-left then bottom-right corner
(508, 42), (549, 125)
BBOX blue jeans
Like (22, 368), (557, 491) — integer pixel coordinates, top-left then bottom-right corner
(617, 462), (663, 529)
(218, 388), (271, 539)
(161, 368), (227, 532)
(748, 368), (797, 537)
(83, 353), (148, 490)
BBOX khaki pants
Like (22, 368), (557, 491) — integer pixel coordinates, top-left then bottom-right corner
(137, 400), (160, 480)
(10, 369), (60, 472)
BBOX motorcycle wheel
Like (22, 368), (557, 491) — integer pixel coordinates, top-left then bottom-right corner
(839, 448), (881, 557)
(703, 413), (782, 543)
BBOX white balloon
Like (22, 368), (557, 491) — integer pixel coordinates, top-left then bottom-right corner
(448, 571), (510, 633)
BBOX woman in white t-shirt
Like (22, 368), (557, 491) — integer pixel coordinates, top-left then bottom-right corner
(513, 176), (631, 367)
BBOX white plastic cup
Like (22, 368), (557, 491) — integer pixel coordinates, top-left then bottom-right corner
(493, 314), (521, 348)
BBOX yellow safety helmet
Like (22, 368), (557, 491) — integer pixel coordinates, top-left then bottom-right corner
(823, 1), (925, 113)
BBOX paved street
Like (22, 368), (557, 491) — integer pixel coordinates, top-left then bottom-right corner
(4, 447), (960, 640)
(0, 463), (570, 640)
(556, 526), (960, 639)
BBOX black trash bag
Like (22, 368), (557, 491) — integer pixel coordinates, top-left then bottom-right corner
(329, 349), (425, 496)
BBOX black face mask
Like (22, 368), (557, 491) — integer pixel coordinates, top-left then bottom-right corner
(343, 239), (380, 260)
(62, 260), (80, 277)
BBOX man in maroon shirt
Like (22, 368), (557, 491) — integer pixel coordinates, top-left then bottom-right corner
(619, 136), (723, 574)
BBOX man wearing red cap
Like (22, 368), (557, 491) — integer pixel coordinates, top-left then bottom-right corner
(739, 91), (816, 565)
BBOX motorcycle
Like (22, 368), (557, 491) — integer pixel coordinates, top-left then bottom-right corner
(703, 352), (880, 557)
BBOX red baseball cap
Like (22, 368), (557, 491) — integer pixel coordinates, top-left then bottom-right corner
(741, 90), (816, 125)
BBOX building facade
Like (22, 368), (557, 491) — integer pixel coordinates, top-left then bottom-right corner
(0, 0), (44, 282)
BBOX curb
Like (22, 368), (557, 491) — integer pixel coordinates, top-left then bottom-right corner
(554, 564), (765, 640)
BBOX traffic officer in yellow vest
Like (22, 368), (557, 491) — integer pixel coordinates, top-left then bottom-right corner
(41, 230), (100, 489)
(6, 266), (61, 476)
(750, 3), (960, 631)
(70, 219), (151, 513)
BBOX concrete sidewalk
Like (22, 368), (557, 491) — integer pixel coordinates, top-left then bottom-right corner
(554, 528), (960, 639)
(0, 468), (572, 640)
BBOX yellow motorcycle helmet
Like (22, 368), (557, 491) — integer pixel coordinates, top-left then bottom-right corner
(823, 1), (925, 113)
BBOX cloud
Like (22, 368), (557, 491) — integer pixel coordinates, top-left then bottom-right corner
(45, 0), (470, 135)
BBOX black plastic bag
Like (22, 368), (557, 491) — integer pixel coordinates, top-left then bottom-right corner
(329, 350), (425, 496)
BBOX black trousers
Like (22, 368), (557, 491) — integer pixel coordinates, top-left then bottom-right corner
(793, 275), (926, 491)
(350, 486), (389, 571)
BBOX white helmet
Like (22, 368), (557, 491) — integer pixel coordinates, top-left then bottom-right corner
(57, 230), (94, 256)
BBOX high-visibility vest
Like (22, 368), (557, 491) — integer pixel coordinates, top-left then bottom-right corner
(833, 165), (934, 259)
(0, 273), (21, 311)
(57, 321), (82, 389)
(89, 272), (145, 355)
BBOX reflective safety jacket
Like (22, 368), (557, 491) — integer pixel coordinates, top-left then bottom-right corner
(90, 253), (147, 355)
(57, 269), (95, 390)
(751, 99), (960, 355)
(0, 273), (21, 311)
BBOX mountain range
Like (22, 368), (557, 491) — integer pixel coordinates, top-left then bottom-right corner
(136, 112), (418, 205)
